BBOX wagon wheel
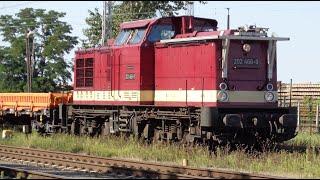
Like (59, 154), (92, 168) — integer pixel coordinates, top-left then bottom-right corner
(131, 113), (141, 139)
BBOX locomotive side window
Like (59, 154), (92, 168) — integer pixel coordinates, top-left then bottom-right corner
(147, 24), (175, 43)
(76, 58), (94, 87)
(194, 19), (217, 32)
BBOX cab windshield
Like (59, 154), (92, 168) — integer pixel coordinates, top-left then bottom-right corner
(147, 24), (175, 43)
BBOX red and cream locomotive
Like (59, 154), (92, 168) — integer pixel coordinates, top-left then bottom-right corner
(0, 15), (297, 146)
(70, 15), (297, 145)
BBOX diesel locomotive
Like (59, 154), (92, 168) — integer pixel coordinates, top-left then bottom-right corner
(0, 16), (297, 146)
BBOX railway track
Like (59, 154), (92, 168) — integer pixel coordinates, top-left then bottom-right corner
(0, 164), (66, 179)
(0, 144), (285, 179)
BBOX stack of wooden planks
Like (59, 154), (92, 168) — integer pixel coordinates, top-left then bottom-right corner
(277, 81), (320, 132)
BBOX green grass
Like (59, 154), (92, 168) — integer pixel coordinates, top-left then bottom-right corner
(0, 132), (320, 178)
(285, 132), (320, 147)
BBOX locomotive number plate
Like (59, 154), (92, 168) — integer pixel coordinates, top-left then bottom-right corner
(233, 58), (259, 69)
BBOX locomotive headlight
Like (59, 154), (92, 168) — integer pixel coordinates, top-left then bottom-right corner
(217, 91), (229, 102)
(219, 82), (228, 90)
(243, 43), (251, 53)
(266, 83), (274, 91)
(264, 91), (275, 102)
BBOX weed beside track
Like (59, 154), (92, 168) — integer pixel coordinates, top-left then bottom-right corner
(0, 131), (319, 178)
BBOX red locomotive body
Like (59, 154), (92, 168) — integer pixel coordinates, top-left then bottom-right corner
(70, 16), (297, 145)
(154, 33), (277, 108)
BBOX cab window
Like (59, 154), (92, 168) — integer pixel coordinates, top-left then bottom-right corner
(128, 28), (146, 44)
(194, 19), (217, 32)
(114, 29), (132, 46)
(147, 24), (175, 43)
(114, 28), (146, 46)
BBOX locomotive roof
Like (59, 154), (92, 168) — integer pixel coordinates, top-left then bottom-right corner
(75, 46), (111, 54)
(119, 16), (218, 29)
(76, 16), (218, 53)
(120, 18), (157, 29)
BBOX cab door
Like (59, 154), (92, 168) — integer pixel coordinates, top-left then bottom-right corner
(112, 27), (148, 104)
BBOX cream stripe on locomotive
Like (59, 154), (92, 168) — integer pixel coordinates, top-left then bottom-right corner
(154, 90), (217, 102)
(228, 91), (278, 103)
(74, 90), (277, 103)
(73, 90), (154, 102)
(154, 90), (277, 103)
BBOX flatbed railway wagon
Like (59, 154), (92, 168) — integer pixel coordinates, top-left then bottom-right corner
(0, 93), (72, 133)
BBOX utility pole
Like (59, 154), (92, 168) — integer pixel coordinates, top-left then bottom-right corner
(101, 1), (113, 46)
(187, 2), (194, 16)
(25, 29), (34, 93)
(226, 8), (230, 30)
(107, 1), (112, 39)
(101, 1), (106, 45)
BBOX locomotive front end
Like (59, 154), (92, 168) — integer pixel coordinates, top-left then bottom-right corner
(213, 25), (297, 143)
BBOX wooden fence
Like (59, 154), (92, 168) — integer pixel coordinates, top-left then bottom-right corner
(277, 81), (320, 132)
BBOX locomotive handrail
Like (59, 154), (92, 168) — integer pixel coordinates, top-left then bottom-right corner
(110, 52), (114, 97)
(267, 40), (277, 80)
(221, 38), (230, 79)
(160, 35), (289, 44)
(220, 35), (289, 41)
(118, 52), (122, 98)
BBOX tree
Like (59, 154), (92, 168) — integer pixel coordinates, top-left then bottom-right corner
(82, 8), (102, 48)
(0, 46), (26, 92)
(82, 1), (206, 48)
(0, 8), (78, 92)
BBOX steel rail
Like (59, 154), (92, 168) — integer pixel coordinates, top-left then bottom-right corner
(0, 144), (285, 179)
(0, 165), (65, 179)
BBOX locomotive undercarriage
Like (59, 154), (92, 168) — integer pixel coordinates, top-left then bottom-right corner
(36, 104), (298, 148)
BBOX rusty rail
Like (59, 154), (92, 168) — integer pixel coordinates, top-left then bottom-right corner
(0, 165), (65, 179)
(0, 144), (284, 179)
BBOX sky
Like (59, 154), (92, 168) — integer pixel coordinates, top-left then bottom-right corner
(0, 1), (319, 84)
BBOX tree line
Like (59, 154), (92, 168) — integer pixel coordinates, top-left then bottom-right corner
(0, 1), (203, 92)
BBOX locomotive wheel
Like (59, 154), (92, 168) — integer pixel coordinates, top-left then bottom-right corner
(182, 133), (197, 146)
(131, 115), (141, 138)
(153, 129), (161, 143)
(101, 120), (110, 137)
(80, 122), (87, 136)
(71, 119), (81, 135)
(70, 120), (76, 135)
